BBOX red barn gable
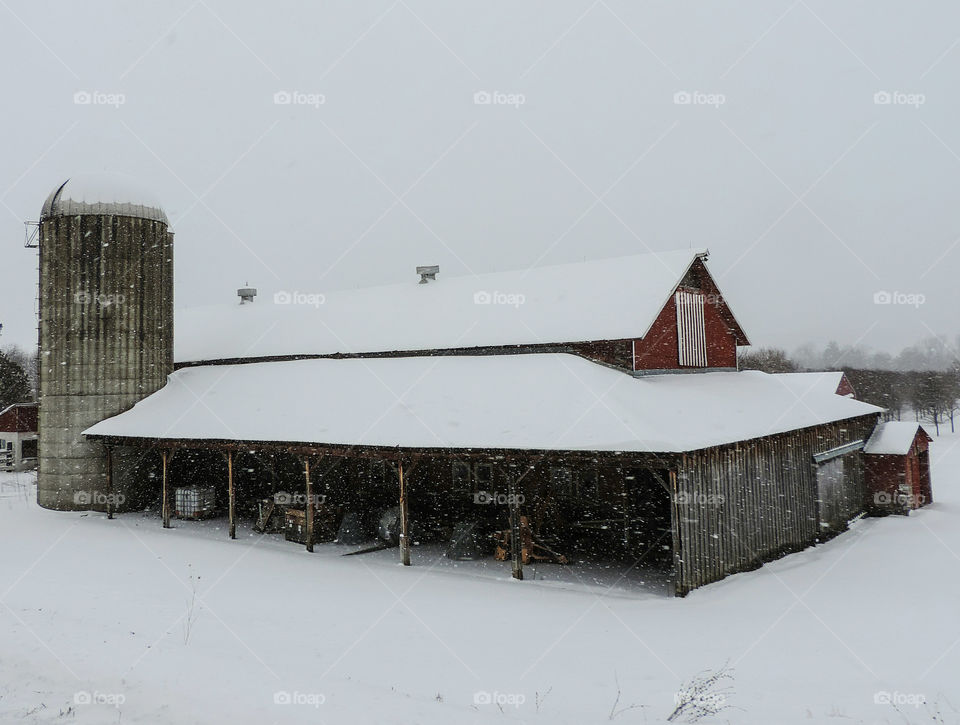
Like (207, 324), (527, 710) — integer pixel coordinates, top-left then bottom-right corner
(632, 256), (748, 372)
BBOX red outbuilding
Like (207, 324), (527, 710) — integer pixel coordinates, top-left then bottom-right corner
(0, 402), (39, 471)
(864, 421), (933, 514)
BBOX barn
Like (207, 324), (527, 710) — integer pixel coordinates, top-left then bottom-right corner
(0, 402), (38, 472)
(863, 421), (933, 514)
(79, 246), (889, 596)
(34, 175), (927, 596)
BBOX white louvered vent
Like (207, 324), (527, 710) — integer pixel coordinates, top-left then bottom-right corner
(676, 290), (707, 367)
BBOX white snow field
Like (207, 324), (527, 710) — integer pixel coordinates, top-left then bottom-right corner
(2, 432), (957, 724)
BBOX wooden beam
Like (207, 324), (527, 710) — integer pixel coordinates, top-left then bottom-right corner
(304, 457), (314, 553)
(161, 449), (170, 528)
(508, 471), (523, 580)
(105, 446), (114, 520)
(669, 469), (684, 597)
(228, 450), (236, 540)
(399, 459), (410, 566)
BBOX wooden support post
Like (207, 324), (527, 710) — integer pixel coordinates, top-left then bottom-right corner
(621, 468), (631, 550)
(304, 458), (314, 553)
(399, 459), (410, 566)
(105, 446), (114, 520)
(161, 449), (171, 529)
(508, 471), (523, 580)
(669, 469), (684, 597)
(228, 450), (236, 540)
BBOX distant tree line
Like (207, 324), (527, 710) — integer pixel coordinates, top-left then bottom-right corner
(0, 345), (36, 410)
(739, 340), (960, 435)
(790, 335), (960, 372)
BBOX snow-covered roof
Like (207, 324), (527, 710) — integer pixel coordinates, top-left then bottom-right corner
(863, 421), (928, 455)
(174, 248), (734, 363)
(84, 354), (881, 453)
(770, 372), (848, 397)
(41, 174), (168, 223)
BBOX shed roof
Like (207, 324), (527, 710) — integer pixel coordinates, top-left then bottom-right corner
(863, 421), (930, 455)
(84, 354), (880, 454)
(769, 372), (849, 397)
(174, 248), (746, 364)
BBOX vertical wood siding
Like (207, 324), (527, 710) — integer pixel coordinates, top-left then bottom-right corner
(673, 415), (878, 595)
(675, 290), (708, 367)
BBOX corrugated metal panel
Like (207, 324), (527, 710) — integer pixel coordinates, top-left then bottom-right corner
(812, 439), (865, 464)
(675, 290), (707, 367)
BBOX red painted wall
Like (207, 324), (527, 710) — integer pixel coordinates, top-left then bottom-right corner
(836, 374), (856, 398)
(631, 295), (737, 370)
(0, 403), (38, 433)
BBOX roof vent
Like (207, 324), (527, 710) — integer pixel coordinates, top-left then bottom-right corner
(238, 285), (257, 304)
(417, 265), (439, 284)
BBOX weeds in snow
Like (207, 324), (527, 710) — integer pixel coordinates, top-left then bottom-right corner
(608, 672), (647, 721)
(667, 663), (736, 722)
(889, 694), (958, 724)
(536, 687), (553, 714)
(181, 566), (201, 645)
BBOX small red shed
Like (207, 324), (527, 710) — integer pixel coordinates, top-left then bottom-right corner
(863, 421), (933, 514)
(0, 402), (39, 471)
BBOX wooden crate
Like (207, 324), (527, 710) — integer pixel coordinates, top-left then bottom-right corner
(284, 509), (308, 544)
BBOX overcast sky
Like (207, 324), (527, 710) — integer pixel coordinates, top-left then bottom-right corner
(1, 1), (958, 356)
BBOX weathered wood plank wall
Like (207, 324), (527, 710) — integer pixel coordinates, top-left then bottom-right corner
(673, 414), (878, 595)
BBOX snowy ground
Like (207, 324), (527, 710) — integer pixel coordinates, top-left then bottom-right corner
(2, 433), (958, 724)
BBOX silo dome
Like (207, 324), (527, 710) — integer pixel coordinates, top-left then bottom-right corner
(40, 173), (168, 223)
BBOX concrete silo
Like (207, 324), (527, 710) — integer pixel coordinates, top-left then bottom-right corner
(37, 174), (173, 510)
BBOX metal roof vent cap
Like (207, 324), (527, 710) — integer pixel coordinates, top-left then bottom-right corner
(238, 285), (257, 304)
(417, 265), (439, 284)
